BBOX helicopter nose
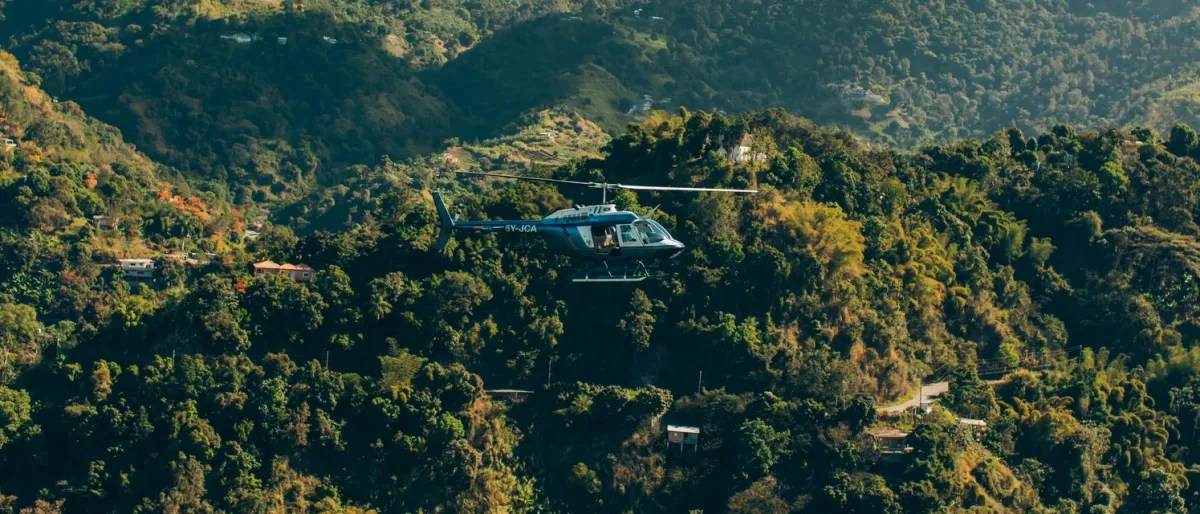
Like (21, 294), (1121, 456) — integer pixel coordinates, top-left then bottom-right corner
(659, 240), (685, 259)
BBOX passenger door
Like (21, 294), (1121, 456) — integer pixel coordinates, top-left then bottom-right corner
(618, 224), (642, 247)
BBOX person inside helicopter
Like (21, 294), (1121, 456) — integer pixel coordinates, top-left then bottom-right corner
(591, 225), (618, 252)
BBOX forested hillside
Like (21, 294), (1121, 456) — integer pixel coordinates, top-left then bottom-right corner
(5, 1), (1200, 513)
(5, 20), (1200, 507)
(5, 0), (1200, 207)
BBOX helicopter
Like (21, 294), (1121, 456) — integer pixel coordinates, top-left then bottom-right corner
(433, 170), (758, 283)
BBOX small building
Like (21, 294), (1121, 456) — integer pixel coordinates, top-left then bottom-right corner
(919, 400), (935, 414)
(2, 137), (15, 150)
(277, 37), (288, 45)
(244, 229), (261, 241)
(666, 425), (700, 450)
(93, 215), (119, 231)
(119, 259), (155, 280)
(185, 59), (196, 66)
(253, 261), (316, 283)
(868, 428), (912, 455)
(322, 36), (338, 44)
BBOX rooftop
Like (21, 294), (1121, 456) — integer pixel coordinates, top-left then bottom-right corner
(667, 425), (700, 434)
(254, 261), (315, 271)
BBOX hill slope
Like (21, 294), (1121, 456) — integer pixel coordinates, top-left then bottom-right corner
(4, 98), (1200, 511)
(7, 0), (1200, 207)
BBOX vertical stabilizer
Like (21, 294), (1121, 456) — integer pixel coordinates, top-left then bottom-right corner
(432, 192), (454, 252)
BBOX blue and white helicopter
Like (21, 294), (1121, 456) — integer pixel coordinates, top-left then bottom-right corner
(434, 170), (757, 282)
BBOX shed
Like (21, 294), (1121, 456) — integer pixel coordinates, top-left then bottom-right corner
(868, 428), (912, 454)
(667, 425), (700, 450)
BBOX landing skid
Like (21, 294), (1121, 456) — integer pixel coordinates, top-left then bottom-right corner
(573, 261), (656, 283)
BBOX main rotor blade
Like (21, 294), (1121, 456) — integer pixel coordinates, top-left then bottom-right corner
(453, 170), (759, 194)
(616, 184), (759, 193)
(453, 170), (598, 187)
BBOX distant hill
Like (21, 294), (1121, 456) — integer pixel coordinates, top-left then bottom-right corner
(4, 0), (1200, 201)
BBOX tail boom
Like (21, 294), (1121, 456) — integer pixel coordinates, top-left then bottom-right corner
(432, 192), (543, 253)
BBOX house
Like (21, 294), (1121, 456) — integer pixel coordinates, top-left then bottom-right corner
(253, 261), (316, 283)
(322, 36), (338, 44)
(667, 425), (700, 450)
(93, 215), (119, 231)
(719, 134), (768, 163)
(119, 259), (155, 280)
(2, 138), (15, 151)
(278, 37), (288, 45)
(244, 229), (261, 241)
(868, 428), (912, 455)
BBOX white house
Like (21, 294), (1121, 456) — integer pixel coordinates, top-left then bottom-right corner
(119, 259), (155, 280)
(719, 134), (768, 163)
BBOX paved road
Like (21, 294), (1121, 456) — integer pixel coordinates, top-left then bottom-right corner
(880, 381), (948, 414)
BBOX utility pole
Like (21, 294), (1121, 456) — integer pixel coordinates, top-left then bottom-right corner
(916, 376), (922, 415)
(697, 370), (703, 395)
(546, 356), (553, 388)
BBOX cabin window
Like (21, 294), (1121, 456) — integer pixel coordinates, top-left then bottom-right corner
(302, 272), (310, 278)
(619, 224), (637, 243)
(634, 221), (665, 243)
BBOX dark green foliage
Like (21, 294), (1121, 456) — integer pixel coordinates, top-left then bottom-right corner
(5, 12), (1200, 509)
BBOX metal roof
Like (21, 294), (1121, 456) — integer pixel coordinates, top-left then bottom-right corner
(667, 425), (700, 434)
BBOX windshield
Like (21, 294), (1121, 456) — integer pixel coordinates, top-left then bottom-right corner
(635, 220), (669, 243)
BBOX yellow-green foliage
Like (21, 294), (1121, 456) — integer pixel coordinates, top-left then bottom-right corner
(755, 197), (866, 283)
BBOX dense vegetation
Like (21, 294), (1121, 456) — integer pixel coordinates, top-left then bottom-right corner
(6, 0), (1200, 208)
(6, 19), (1200, 508)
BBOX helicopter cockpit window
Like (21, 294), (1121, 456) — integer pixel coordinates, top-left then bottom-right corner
(634, 221), (666, 243)
(619, 224), (637, 244)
